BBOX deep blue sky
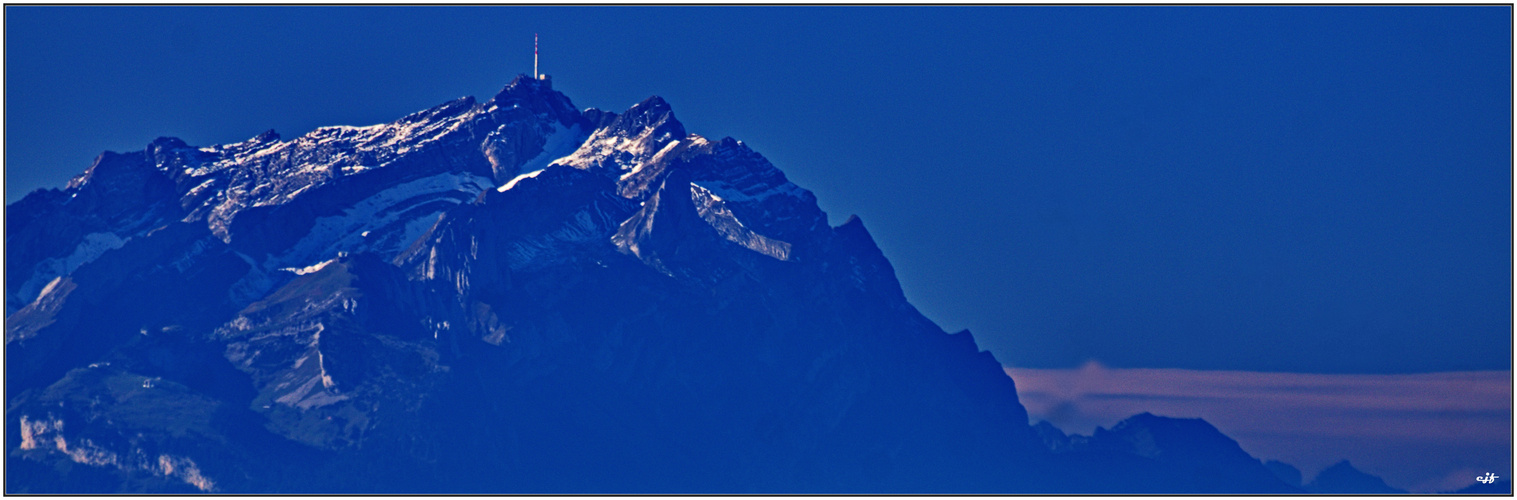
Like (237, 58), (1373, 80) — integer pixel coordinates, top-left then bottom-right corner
(6, 6), (1510, 373)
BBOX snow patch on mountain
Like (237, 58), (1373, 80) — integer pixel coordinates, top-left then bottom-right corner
(391, 210), (450, 253)
(695, 177), (807, 204)
(253, 98), (478, 184)
(689, 183), (792, 261)
(503, 204), (619, 270)
(281, 259), (336, 276)
(559, 135), (645, 172)
(557, 101), (682, 177)
(494, 122), (589, 193)
(16, 232), (128, 305)
(268, 171), (493, 270)
(188, 98), (489, 241)
(498, 169), (548, 192)
(520, 122), (590, 177)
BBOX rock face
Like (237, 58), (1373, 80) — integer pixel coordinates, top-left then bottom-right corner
(9, 76), (1310, 493)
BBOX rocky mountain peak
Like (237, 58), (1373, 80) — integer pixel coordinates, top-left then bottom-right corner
(486, 74), (584, 129)
(609, 95), (683, 140)
(4, 76), (1354, 494)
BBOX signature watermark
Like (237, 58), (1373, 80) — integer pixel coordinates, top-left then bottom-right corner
(1476, 473), (1500, 485)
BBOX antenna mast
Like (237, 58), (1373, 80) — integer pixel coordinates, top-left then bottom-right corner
(534, 33), (539, 79)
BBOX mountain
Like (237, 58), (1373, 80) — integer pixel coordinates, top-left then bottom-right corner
(1305, 460), (1406, 494)
(9, 75), (1311, 493)
(1265, 459), (1304, 488)
(1032, 413), (1298, 493)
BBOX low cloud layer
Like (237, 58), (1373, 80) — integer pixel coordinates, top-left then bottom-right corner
(1006, 362), (1511, 493)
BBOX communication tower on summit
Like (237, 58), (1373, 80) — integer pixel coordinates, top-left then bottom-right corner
(533, 34), (551, 82)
